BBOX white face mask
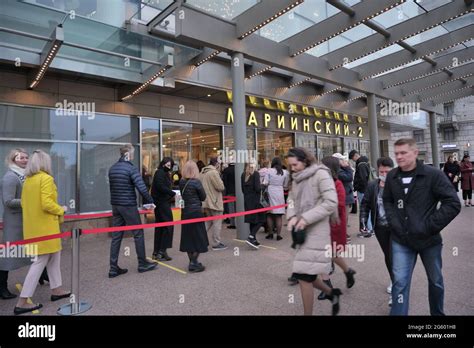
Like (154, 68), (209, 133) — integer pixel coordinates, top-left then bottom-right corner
(379, 175), (386, 183)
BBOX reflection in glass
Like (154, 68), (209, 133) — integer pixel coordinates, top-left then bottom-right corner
(0, 105), (77, 140)
(317, 136), (342, 161)
(258, 0), (339, 42)
(257, 130), (293, 167)
(0, 141), (77, 217)
(295, 134), (317, 159)
(162, 122), (222, 173)
(343, 138), (359, 158)
(141, 118), (160, 177)
(359, 140), (371, 163)
(80, 114), (138, 143)
(80, 144), (139, 212)
(187, 0), (259, 20)
(223, 127), (256, 155)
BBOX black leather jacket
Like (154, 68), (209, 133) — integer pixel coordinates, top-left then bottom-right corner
(179, 178), (206, 212)
(383, 160), (461, 251)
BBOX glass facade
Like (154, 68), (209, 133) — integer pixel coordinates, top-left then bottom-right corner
(162, 121), (222, 173)
(316, 136), (343, 161)
(0, 104), (368, 216)
(257, 130), (294, 167)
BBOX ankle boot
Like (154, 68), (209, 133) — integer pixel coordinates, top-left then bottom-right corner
(317, 279), (333, 300)
(328, 288), (342, 316)
(345, 268), (356, 288)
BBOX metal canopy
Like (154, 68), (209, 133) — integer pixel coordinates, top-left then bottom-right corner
(173, 3), (441, 112)
(400, 62), (473, 95)
(353, 26), (473, 79)
(323, 1), (472, 69)
(0, 0), (472, 114)
(377, 47), (474, 89)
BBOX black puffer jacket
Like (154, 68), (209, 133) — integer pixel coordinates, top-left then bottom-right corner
(222, 164), (236, 195)
(179, 178), (206, 213)
(353, 156), (370, 193)
(383, 160), (461, 251)
(109, 157), (153, 206)
(151, 168), (175, 204)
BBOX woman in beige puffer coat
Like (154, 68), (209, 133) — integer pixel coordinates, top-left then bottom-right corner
(286, 147), (342, 315)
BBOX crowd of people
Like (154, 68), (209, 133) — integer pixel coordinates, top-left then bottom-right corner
(0, 138), (468, 316)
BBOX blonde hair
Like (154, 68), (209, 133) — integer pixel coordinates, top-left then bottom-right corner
(182, 160), (200, 179)
(25, 150), (52, 177)
(244, 163), (256, 182)
(5, 148), (28, 167)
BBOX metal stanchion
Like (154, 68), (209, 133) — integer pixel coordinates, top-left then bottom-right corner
(58, 228), (92, 315)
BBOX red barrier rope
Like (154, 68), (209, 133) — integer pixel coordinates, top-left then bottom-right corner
(62, 196), (237, 220)
(0, 202), (287, 248)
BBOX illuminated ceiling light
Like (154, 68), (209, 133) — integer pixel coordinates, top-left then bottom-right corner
(291, 0), (405, 57)
(29, 26), (63, 89)
(247, 65), (273, 79)
(193, 50), (221, 69)
(288, 77), (311, 88)
(121, 58), (173, 101)
(239, 0), (303, 39)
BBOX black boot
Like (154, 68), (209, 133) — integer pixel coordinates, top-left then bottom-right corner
(318, 279), (333, 300)
(327, 288), (342, 316)
(154, 250), (172, 261)
(0, 288), (17, 300)
(345, 268), (356, 288)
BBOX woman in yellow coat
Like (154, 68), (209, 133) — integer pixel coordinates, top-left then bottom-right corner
(14, 150), (70, 315)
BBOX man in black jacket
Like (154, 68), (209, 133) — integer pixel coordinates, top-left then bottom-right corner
(383, 138), (461, 315)
(108, 144), (157, 278)
(354, 155), (374, 236)
(360, 157), (395, 306)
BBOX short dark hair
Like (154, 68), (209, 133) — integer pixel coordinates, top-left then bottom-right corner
(348, 149), (359, 160)
(376, 157), (394, 168)
(209, 157), (219, 166)
(394, 138), (417, 148)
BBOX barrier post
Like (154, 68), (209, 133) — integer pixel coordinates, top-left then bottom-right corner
(58, 228), (92, 315)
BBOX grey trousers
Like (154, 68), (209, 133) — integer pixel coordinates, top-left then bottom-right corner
(110, 205), (147, 270)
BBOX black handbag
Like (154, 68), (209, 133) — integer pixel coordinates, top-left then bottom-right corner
(291, 226), (306, 249)
(260, 187), (270, 208)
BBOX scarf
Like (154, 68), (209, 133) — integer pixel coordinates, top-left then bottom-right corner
(9, 164), (26, 183)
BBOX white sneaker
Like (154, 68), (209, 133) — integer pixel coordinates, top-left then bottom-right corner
(386, 282), (392, 294)
(388, 295), (392, 306)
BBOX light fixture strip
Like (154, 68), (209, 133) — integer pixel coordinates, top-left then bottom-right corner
(121, 66), (171, 101)
(292, 0), (405, 57)
(239, 1), (303, 39)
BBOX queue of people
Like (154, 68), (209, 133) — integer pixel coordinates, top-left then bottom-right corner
(0, 138), (465, 316)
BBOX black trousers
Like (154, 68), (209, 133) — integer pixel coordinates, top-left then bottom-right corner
(374, 224), (393, 283)
(249, 222), (263, 238)
(153, 202), (174, 254)
(0, 270), (8, 290)
(110, 205), (147, 270)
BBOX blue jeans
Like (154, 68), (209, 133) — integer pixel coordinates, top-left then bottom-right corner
(357, 192), (373, 231)
(390, 240), (444, 316)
